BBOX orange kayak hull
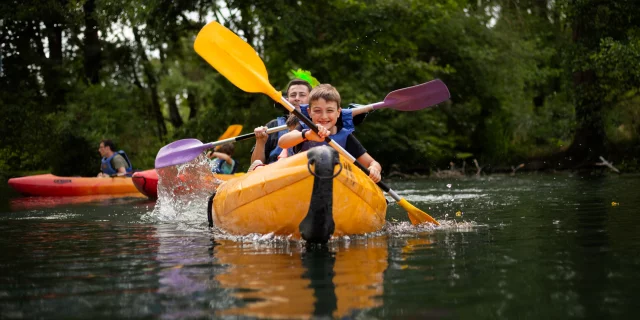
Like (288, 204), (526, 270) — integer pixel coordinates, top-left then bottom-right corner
(212, 151), (387, 238)
(8, 174), (140, 197)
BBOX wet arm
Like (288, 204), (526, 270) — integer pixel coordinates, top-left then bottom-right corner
(356, 153), (382, 183)
(351, 105), (373, 117)
(279, 130), (305, 149)
(250, 126), (269, 163)
(250, 142), (266, 163)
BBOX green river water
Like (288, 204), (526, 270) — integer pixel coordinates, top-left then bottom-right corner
(1, 173), (639, 319)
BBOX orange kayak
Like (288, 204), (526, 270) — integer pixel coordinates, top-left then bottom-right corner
(211, 147), (387, 243)
(132, 169), (243, 199)
(8, 174), (140, 197)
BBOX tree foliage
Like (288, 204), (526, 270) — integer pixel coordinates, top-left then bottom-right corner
(1, 0), (639, 177)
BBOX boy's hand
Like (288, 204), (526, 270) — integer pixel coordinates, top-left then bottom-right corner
(306, 125), (330, 142)
(368, 166), (381, 183)
(316, 125), (330, 139)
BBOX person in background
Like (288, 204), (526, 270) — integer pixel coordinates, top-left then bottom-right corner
(207, 143), (238, 174)
(250, 79), (312, 165)
(98, 139), (132, 177)
(248, 113), (305, 172)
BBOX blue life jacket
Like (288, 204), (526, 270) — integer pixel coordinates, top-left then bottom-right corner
(211, 158), (238, 174)
(101, 150), (133, 176)
(299, 105), (355, 132)
(267, 116), (294, 164)
(299, 127), (353, 152)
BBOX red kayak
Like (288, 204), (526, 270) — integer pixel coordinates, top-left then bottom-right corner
(132, 169), (243, 199)
(131, 170), (159, 199)
(8, 174), (140, 197)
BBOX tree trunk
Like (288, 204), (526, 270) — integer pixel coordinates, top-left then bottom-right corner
(13, 21), (40, 91)
(564, 3), (607, 166)
(83, 0), (101, 84)
(567, 69), (606, 163)
(133, 26), (167, 140)
(471, 96), (500, 159)
(238, 4), (254, 47)
(187, 89), (198, 120)
(166, 91), (184, 128)
(42, 21), (65, 107)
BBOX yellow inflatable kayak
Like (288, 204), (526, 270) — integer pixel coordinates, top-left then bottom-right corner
(209, 146), (387, 243)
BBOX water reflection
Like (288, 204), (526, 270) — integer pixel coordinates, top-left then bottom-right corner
(0, 219), (161, 318)
(8, 193), (147, 211)
(213, 237), (388, 319)
(570, 176), (611, 318)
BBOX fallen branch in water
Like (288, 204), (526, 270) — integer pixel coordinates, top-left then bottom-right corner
(449, 161), (466, 174)
(511, 163), (525, 176)
(473, 159), (483, 176)
(596, 156), (620, 173)
(433, 168), (464, 178)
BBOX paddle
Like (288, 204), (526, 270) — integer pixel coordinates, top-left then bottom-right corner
(217, 125), (243, 140)
(212, 124), (243, 152)
(156, 92), (438, 169)
(350, 79), (450, 117)
(194, 21), (440, 226)
(155, 125), (287, 168)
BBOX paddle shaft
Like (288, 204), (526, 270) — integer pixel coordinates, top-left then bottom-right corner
(284, 97), (404, 202)
(204, 125), (287, 149)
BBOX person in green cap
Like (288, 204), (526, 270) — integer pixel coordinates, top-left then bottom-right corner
(250, 78), (312, 166)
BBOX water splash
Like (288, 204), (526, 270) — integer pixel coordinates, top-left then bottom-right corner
(208, 219), (481, 246)
(141, 154), (482, 242)
(142, 154), (222, 228)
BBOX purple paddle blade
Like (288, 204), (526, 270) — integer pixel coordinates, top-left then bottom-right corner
(374, 79), (450, 111)
(155, 138), (212, 168)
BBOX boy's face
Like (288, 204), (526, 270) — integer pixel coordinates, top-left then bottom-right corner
(309, 98), (340, 131)
(287, 84), (310, 108)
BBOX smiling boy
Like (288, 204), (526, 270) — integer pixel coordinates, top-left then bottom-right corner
(278, 84), (382, 182)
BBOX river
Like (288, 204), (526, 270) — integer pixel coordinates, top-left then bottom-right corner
(1, 173), (639, 319)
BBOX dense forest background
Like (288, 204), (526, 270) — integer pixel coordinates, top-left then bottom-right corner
(1, 0), (639, 178)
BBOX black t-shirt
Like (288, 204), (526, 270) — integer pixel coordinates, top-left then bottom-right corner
(250, 119), (282, 164)
(344, 134), (367, 159)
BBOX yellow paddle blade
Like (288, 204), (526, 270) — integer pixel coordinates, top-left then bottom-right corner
(397, 198), (439, 226)
(217, 125), (243, 141)
(213, 125), (244, 151)
(194, 21), (282, 102)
